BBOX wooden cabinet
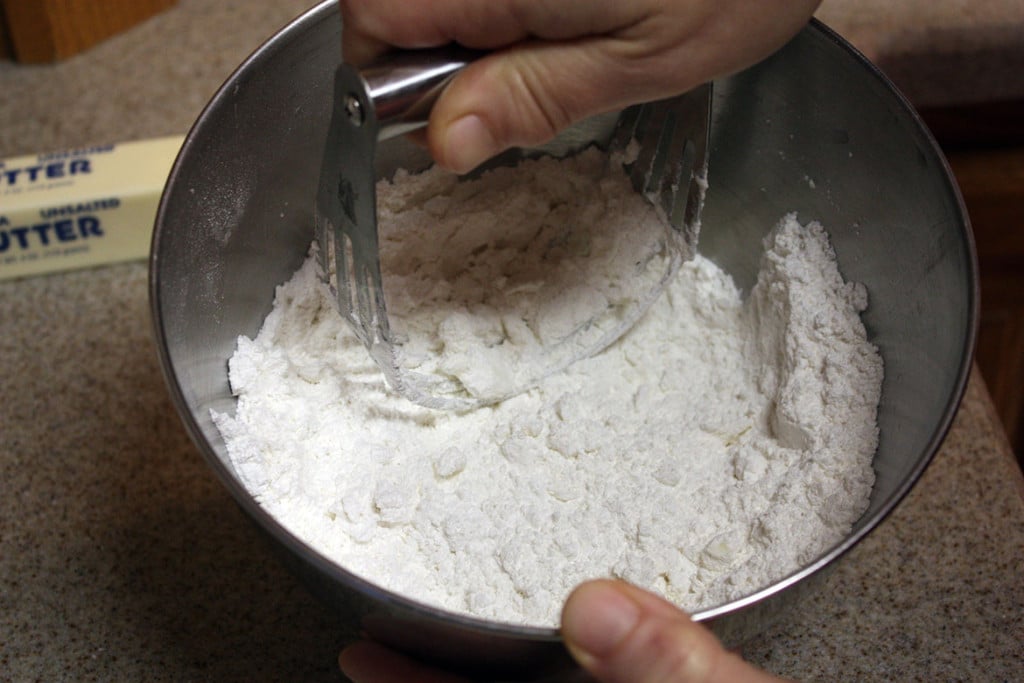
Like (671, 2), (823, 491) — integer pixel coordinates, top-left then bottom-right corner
(0, 0), (176, 63)
(950, 146), (1024, 463)
(926, 101), (1024, 465)
(0, 10), (9, 59)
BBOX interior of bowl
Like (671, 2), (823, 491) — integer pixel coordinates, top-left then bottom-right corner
(151, 1), (976, 652)
(702, 30), (977, 538)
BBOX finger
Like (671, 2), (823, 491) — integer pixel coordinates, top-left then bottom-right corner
(339, 641), (470, 683)
(425, 38), (687, 173)
(338, 0), (662, 155)
(340, 0), (643, 52)
(341, 22), (390, 66)
(340, 0), (823, 173)
(561, 580), (791, 683)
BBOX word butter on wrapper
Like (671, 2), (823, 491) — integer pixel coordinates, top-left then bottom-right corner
(0, 136), (183, 281)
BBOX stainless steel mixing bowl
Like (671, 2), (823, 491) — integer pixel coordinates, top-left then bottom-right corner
(150, 1), (978, 679)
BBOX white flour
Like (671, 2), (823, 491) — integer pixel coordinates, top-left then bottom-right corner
(372, 148), (683, 407)
(214, 159), (883, 627)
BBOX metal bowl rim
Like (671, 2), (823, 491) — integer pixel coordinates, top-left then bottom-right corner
(148, 6), (980, 640)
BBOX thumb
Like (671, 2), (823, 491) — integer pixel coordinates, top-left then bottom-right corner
(426, 42), (668, 174)
(561, 580), (789, 683)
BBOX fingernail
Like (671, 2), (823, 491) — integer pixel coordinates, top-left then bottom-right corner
(442, 114), (499, 174)
(563, 582), (641, 658)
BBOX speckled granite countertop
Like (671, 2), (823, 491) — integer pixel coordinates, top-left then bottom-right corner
(1, 2), (1023, 681)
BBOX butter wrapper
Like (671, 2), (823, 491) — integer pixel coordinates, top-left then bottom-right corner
(0, 135), (183, 281)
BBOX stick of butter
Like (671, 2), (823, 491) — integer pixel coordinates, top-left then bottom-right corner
(0, 135), (184, 281)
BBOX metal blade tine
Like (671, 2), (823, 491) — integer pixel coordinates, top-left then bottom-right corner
(335, 230), (357, 324)
(652, 108), (688, 225)
(316, 212), (336, 294)
(668, 85), (711, 185)
(629, 104), (668, 199)
(651, 85), (712, 232)
(355, 256), (390, 346)
(678, 84), (712, 236)
(609, 103), (643, 152)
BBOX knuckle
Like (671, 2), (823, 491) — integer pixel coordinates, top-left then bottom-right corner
(480, 60), (574, 148)
(628, 620), (716, 683)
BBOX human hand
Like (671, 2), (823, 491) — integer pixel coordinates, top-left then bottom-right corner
(558, 579), (790, 683)
(340, 0), (821, 173)
(339, 579), (791, 683)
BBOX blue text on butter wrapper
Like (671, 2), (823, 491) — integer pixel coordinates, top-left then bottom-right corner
(1, 158), (92, 187)
(0, 211), (111, 253)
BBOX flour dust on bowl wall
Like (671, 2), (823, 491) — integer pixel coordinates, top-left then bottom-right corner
(150, 2), (976, 678)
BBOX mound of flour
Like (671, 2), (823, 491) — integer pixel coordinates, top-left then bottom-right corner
(372, 148), (683, 406)
(214, 165), (883, 627)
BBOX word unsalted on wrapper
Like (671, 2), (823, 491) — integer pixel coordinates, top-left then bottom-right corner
(0, 135), (183, 281)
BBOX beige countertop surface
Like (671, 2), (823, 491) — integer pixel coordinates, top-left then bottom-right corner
(2, 1), (1023, 681)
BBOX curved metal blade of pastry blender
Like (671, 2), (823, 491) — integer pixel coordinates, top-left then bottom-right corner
(314, 47), (711, 411)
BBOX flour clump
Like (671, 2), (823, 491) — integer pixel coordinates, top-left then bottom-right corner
(375, 148), (683, 405)
(214, 157), (883, 627)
